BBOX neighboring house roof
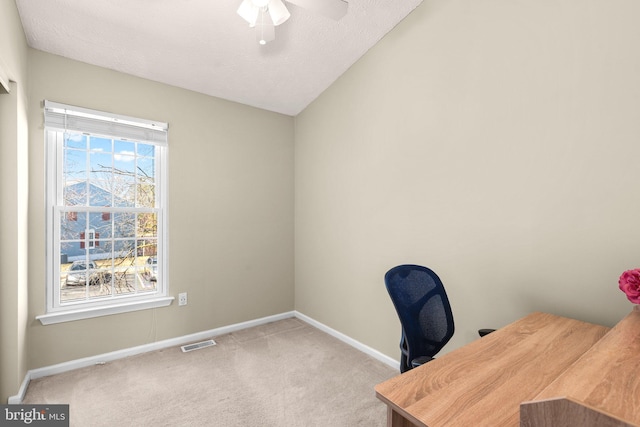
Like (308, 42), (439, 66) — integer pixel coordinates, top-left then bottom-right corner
(65, 181), (130, 207)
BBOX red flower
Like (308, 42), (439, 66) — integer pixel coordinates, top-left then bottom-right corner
(618, 269), (640, 304)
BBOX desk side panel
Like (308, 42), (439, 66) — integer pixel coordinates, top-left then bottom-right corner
(531, 307), (640, 425)
(520, 397), (637, 427)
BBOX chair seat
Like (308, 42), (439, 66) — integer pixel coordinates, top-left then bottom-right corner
(411, 355), (434, 368)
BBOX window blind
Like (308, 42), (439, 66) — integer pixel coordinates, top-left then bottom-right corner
(44, 100), (168, 146)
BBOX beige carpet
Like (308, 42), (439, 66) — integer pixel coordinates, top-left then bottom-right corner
(23, 318), (398, 426)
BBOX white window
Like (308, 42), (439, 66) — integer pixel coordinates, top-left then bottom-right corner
(38, 101), (172, 325)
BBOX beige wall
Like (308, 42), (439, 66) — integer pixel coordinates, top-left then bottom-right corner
(5, 0), (640, 400)
(26, 51), (295, 370)
(0, 0), (29, 404)
(295, 0), (640, 360)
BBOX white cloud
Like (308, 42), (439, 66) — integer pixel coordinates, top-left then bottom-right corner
(114, 151), (135, 162)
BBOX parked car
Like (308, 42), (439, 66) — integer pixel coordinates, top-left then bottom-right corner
(65, 260), (112, 286)
(144, 257), (158, 281)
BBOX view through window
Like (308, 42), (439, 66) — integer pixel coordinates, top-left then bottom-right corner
(44, 101), (168, 314)
(59, 134), (158, 302)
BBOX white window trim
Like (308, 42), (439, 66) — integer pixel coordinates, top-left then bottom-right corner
(40, 102), (170, 325)
(36, 297), (174, 325)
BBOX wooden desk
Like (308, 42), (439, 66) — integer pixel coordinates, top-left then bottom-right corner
(375, 312), (610, 427)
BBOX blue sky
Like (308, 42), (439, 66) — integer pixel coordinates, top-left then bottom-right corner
(63, 133), (156, 204)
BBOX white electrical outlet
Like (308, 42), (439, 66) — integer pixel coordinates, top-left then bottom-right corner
(178, 292), (187, 306)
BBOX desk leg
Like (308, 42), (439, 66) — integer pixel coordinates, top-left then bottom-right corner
(387, 406), (420, 427)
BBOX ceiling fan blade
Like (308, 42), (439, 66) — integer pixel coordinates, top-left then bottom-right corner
(269, 0), (291, 26)
(237, 0), (259, 27)
(286, 0), (348, 20)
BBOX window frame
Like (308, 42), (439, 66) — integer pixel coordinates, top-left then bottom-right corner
(37, 102), (172, 325)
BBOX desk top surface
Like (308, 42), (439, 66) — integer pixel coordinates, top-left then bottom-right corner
(375, 311), (610, 427)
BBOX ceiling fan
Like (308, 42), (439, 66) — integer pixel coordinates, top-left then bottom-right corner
(237, 0), (348, 45)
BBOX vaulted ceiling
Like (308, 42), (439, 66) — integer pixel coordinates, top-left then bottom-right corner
(16, 0), (423, 116)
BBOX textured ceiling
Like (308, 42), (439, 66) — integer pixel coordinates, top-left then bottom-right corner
(16, 0), (423, 116)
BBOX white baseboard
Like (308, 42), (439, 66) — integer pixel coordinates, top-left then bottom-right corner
(8, 374), (31, 404)
(9, 310), (398, 403)
(294, 311), (399, 369)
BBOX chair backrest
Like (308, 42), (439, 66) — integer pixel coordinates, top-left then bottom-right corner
(384, 264), (455, 367)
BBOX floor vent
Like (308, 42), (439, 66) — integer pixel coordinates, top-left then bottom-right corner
(181, 339), (216, 353)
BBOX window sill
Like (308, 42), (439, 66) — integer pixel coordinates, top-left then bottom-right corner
(36, 296), (175, 325)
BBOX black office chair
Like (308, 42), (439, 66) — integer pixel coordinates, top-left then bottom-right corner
(384, 264), (455, 373)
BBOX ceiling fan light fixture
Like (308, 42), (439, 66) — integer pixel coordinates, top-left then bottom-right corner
(238, 0), (347, 45)
(268, 0), (291, 26)
(256, 9), (275, 45)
